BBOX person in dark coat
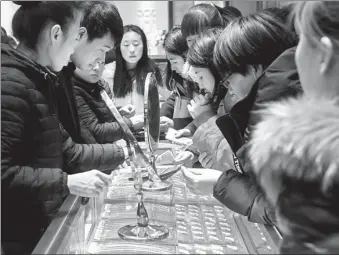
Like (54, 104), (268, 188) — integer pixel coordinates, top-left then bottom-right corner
(249, 1), (339, 253)
(183, 12), (301, 226)
(72, 59), (144, 144)
(1, 2), (119, 254)
(56, 1), (134, 159)
(1, 26), (18, 48)
(213, 46), (302, 226)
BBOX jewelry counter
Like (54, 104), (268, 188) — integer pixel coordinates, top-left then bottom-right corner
(33, 142), (282, 255)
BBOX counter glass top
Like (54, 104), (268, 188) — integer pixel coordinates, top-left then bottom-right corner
(33, 141), (281, 254)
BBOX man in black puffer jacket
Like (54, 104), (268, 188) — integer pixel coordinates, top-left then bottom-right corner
(57, 1), (136, 157)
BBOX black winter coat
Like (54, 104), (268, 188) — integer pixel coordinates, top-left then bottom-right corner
(73, 75), (134, 144)
(57, 63), (125, 161)
(1, 44), (123, 254)
(213, 47), (302, 226)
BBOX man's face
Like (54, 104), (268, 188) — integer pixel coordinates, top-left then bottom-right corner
(71, 32), (114, 71)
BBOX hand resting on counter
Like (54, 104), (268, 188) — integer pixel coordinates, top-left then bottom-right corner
(174, 151), (197, 167)
(67, 170), (111, 197)
(182, 167), (222, 196)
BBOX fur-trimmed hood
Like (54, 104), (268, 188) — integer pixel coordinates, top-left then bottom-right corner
(249, 96), (339, 253)
(249, 96), (339, 175)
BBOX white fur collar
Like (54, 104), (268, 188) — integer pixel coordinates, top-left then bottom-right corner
(249, 96), (339, 177)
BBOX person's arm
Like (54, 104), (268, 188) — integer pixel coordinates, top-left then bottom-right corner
(193, 111), (216, 128)
(213, 169), (277, 226)
(61, 125), (125, 174)
(75, 93), (130, 144)
(184, 122), (197, 135)
(1, 78), (69, 204)
(213, 143), (277, 226)
(192, 115), (233, 171)
(160, 92), (176, 118)
(185, 144), (198, 156)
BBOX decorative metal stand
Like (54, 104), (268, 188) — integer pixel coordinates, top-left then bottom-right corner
(118, 167), (169, 241)
(101, 72), (171, 241)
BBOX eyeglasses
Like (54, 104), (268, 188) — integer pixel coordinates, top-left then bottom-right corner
(220, 73), (232, 89)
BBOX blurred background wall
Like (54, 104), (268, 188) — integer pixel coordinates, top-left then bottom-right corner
(1, 1), (296, 56)
(1, 1), (19, 35)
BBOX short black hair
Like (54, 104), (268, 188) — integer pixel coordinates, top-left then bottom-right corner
(80, 1), (123, 43)
(187, 28), (226, 105)
(224, 6), (242, 17)
(214, 5), (242, 26)
(181, 3), (224, 38)
(263, 5), (298, 40)
(187, 28), (222, 70)
(12, 1), (81, 49)
(264, 5), (294, 25)
(214, 12), (298, 75)
(164, 25), (188, 58)
(163, 25), (188, 90)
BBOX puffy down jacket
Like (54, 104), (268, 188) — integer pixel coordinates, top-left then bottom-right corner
(194, 47), (302, 225)
(73, 75), (134, 144)
(1, 44), (123, 254)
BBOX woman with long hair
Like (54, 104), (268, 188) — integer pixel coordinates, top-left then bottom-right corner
(102, 25), (164, 117)
(160, 25), (198, 135)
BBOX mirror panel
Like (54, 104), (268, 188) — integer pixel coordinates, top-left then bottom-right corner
(144, 73), (160, 153)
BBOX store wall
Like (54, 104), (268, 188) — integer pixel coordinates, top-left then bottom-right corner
(229, 1), (258, 16)
(114, 1), (169, 55)
(114, 1), (168, 31)
(1, 1), (19, 35)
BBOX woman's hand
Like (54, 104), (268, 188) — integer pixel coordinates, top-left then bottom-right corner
(160, 116), (173, 133)
(174, 128), (192, 138)
(187, 94), (213, 119)
(182, 167), (222, 195)
(174, 151), (197, 167)
(119, 104), (136, 118)
(130, 114), (144, 131)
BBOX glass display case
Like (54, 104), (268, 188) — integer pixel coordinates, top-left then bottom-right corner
(33, 141), (282, 255)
